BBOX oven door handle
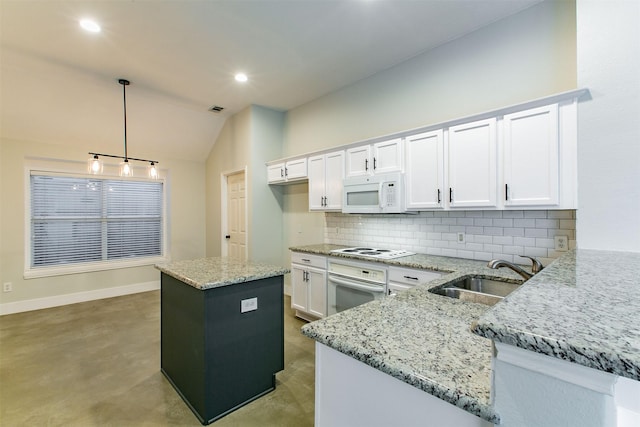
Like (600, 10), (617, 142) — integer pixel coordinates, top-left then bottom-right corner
(328, 276), (385, 293)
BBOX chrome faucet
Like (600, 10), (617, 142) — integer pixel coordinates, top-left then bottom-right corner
(487, 256), (543, 280)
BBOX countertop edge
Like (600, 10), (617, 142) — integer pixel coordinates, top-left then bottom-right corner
(302, 324), (500, 424)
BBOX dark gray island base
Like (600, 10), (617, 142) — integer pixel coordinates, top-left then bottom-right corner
(157, 258), (288, 425)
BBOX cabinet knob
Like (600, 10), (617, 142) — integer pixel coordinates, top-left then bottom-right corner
(225, 235), (231, 239)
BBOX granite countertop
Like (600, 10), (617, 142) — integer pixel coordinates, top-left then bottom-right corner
(155, 257), (289, 290)
(294, 244), (527, 424)
(472, 249), (640, 382)
(290, 243), (524, 281)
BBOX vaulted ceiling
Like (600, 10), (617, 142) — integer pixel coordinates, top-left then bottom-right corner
(1, 0), (540, 162)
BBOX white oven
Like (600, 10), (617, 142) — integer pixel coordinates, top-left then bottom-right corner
(327, 259), (387, 315)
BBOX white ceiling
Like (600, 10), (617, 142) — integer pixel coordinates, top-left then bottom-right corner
(0, 0), (540, 162)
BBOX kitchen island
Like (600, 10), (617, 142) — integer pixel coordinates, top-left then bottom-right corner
(155, 257), (289, 425)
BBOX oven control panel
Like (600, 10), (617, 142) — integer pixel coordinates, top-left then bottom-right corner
(328, 260), (387, 284)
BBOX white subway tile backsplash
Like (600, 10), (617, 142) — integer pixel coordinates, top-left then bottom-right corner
(483, 211), (503, 218)
(503, 228), (525, 237)
(483, 227), (504, 236)
(493, 219), (513, 228)
(535, 219), (559, 229)
(524, 211), (547, 218)
(514, 218), (536, 228)
(474, 218), (493, 227)
(559, 219), (576, 230)
(325, 210), (576, 265)
(503, 210), (524, 218)
(493, 236), (514, 245)
(525, 228), (548, 238)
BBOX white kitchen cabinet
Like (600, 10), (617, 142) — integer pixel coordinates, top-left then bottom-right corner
(502, 104), (559, 207)
(345, 138), (403, 178)
(405, 130), (445, 210)
(448, 118), (497, 208)
(291, 252), (327, 320)
(267, 158), (308, 184)
(387, 266), (443, 296)
(308, 150), (345, 211)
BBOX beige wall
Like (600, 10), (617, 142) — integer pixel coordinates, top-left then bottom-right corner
(0, 137), (206, 305)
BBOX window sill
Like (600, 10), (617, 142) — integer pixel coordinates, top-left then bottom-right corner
(23, 256), (170, 279)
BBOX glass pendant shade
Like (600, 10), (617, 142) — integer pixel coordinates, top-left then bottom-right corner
(148, 162), (158, 179)
(88, 155), (103, 174)
(119, 159), (133, 177)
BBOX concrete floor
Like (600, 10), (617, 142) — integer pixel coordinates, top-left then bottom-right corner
(0, 291), (316, 426)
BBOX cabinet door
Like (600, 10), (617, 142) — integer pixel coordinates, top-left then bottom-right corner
(285, 158), (308, 181)
(345, 145), (371, 178)
(307, 268), (327, 318)
(290, 265), (308, 312)
(503, 104), (559, 207)
(267, 163), (285, 183)
(308, 155), (326, 211)
(448, 118), (497, 208)
(405, 131), (444, 210)
(373, 138), (403, 174)
(324, 151), (345, 210)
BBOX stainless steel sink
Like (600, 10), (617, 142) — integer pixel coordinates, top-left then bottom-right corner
(429, 276), (522, 306)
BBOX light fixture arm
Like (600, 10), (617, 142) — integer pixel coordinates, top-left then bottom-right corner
(119, 79), (130, 161)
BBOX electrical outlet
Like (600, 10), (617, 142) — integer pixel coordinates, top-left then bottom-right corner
(457, 232), (466, 244)
(3, 282), (12, 292)
(241, 297), (258, 313)
(554, 235), (569, 252)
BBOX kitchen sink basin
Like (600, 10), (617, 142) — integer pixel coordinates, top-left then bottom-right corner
(429, 277), (522, 306)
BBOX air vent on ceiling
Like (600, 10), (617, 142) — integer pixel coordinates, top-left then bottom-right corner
(209, 105), (224, 113)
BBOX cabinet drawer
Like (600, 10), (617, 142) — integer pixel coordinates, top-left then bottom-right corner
(291, 252), (327, 269)
(388, 267), (443, 286)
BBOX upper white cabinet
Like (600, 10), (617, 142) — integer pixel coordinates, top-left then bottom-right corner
(405, 130), (445, 210)
(447, 118), (497, 208)
(345, 138), (403, 178)
(502, 104), (559, 207)
(308, 150), (345, 211)
(267, 158), (307, 184)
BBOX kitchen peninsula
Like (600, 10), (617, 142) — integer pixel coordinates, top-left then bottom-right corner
(299, 247), (640, 426)
(155, 257), (289, 425)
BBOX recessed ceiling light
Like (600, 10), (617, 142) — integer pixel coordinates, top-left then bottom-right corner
(234, 73), (248, 83)
(80, 19), (101, 33)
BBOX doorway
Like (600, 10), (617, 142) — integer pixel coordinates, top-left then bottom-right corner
(222, 169), (247, 260)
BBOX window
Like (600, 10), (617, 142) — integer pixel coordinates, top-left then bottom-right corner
(27, 172), (165, 277)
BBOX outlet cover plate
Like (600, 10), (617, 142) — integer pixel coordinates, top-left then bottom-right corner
(554, 236), (569, 252)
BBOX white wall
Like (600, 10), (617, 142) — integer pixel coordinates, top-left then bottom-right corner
(576, 0), (640, 252)
(0, 137), (206, 309)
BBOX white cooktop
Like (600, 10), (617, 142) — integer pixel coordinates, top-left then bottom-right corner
(330, 247), (415, 260)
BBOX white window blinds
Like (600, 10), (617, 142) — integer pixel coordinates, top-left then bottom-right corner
(30, 174), (163, 268)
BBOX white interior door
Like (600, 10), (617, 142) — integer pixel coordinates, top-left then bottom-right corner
(226, 171), (246, 260)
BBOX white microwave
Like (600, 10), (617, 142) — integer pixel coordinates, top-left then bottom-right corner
(342, 173), (406, 214)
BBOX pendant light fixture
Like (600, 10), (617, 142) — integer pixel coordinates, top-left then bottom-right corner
(88, 78), (159, 178)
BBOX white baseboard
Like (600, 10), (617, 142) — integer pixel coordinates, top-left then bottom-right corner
(0, 281), (160, 316)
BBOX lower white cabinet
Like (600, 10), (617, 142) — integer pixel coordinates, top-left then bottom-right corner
(291, 252), (327, 320)
(387, 266), (443, 296)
